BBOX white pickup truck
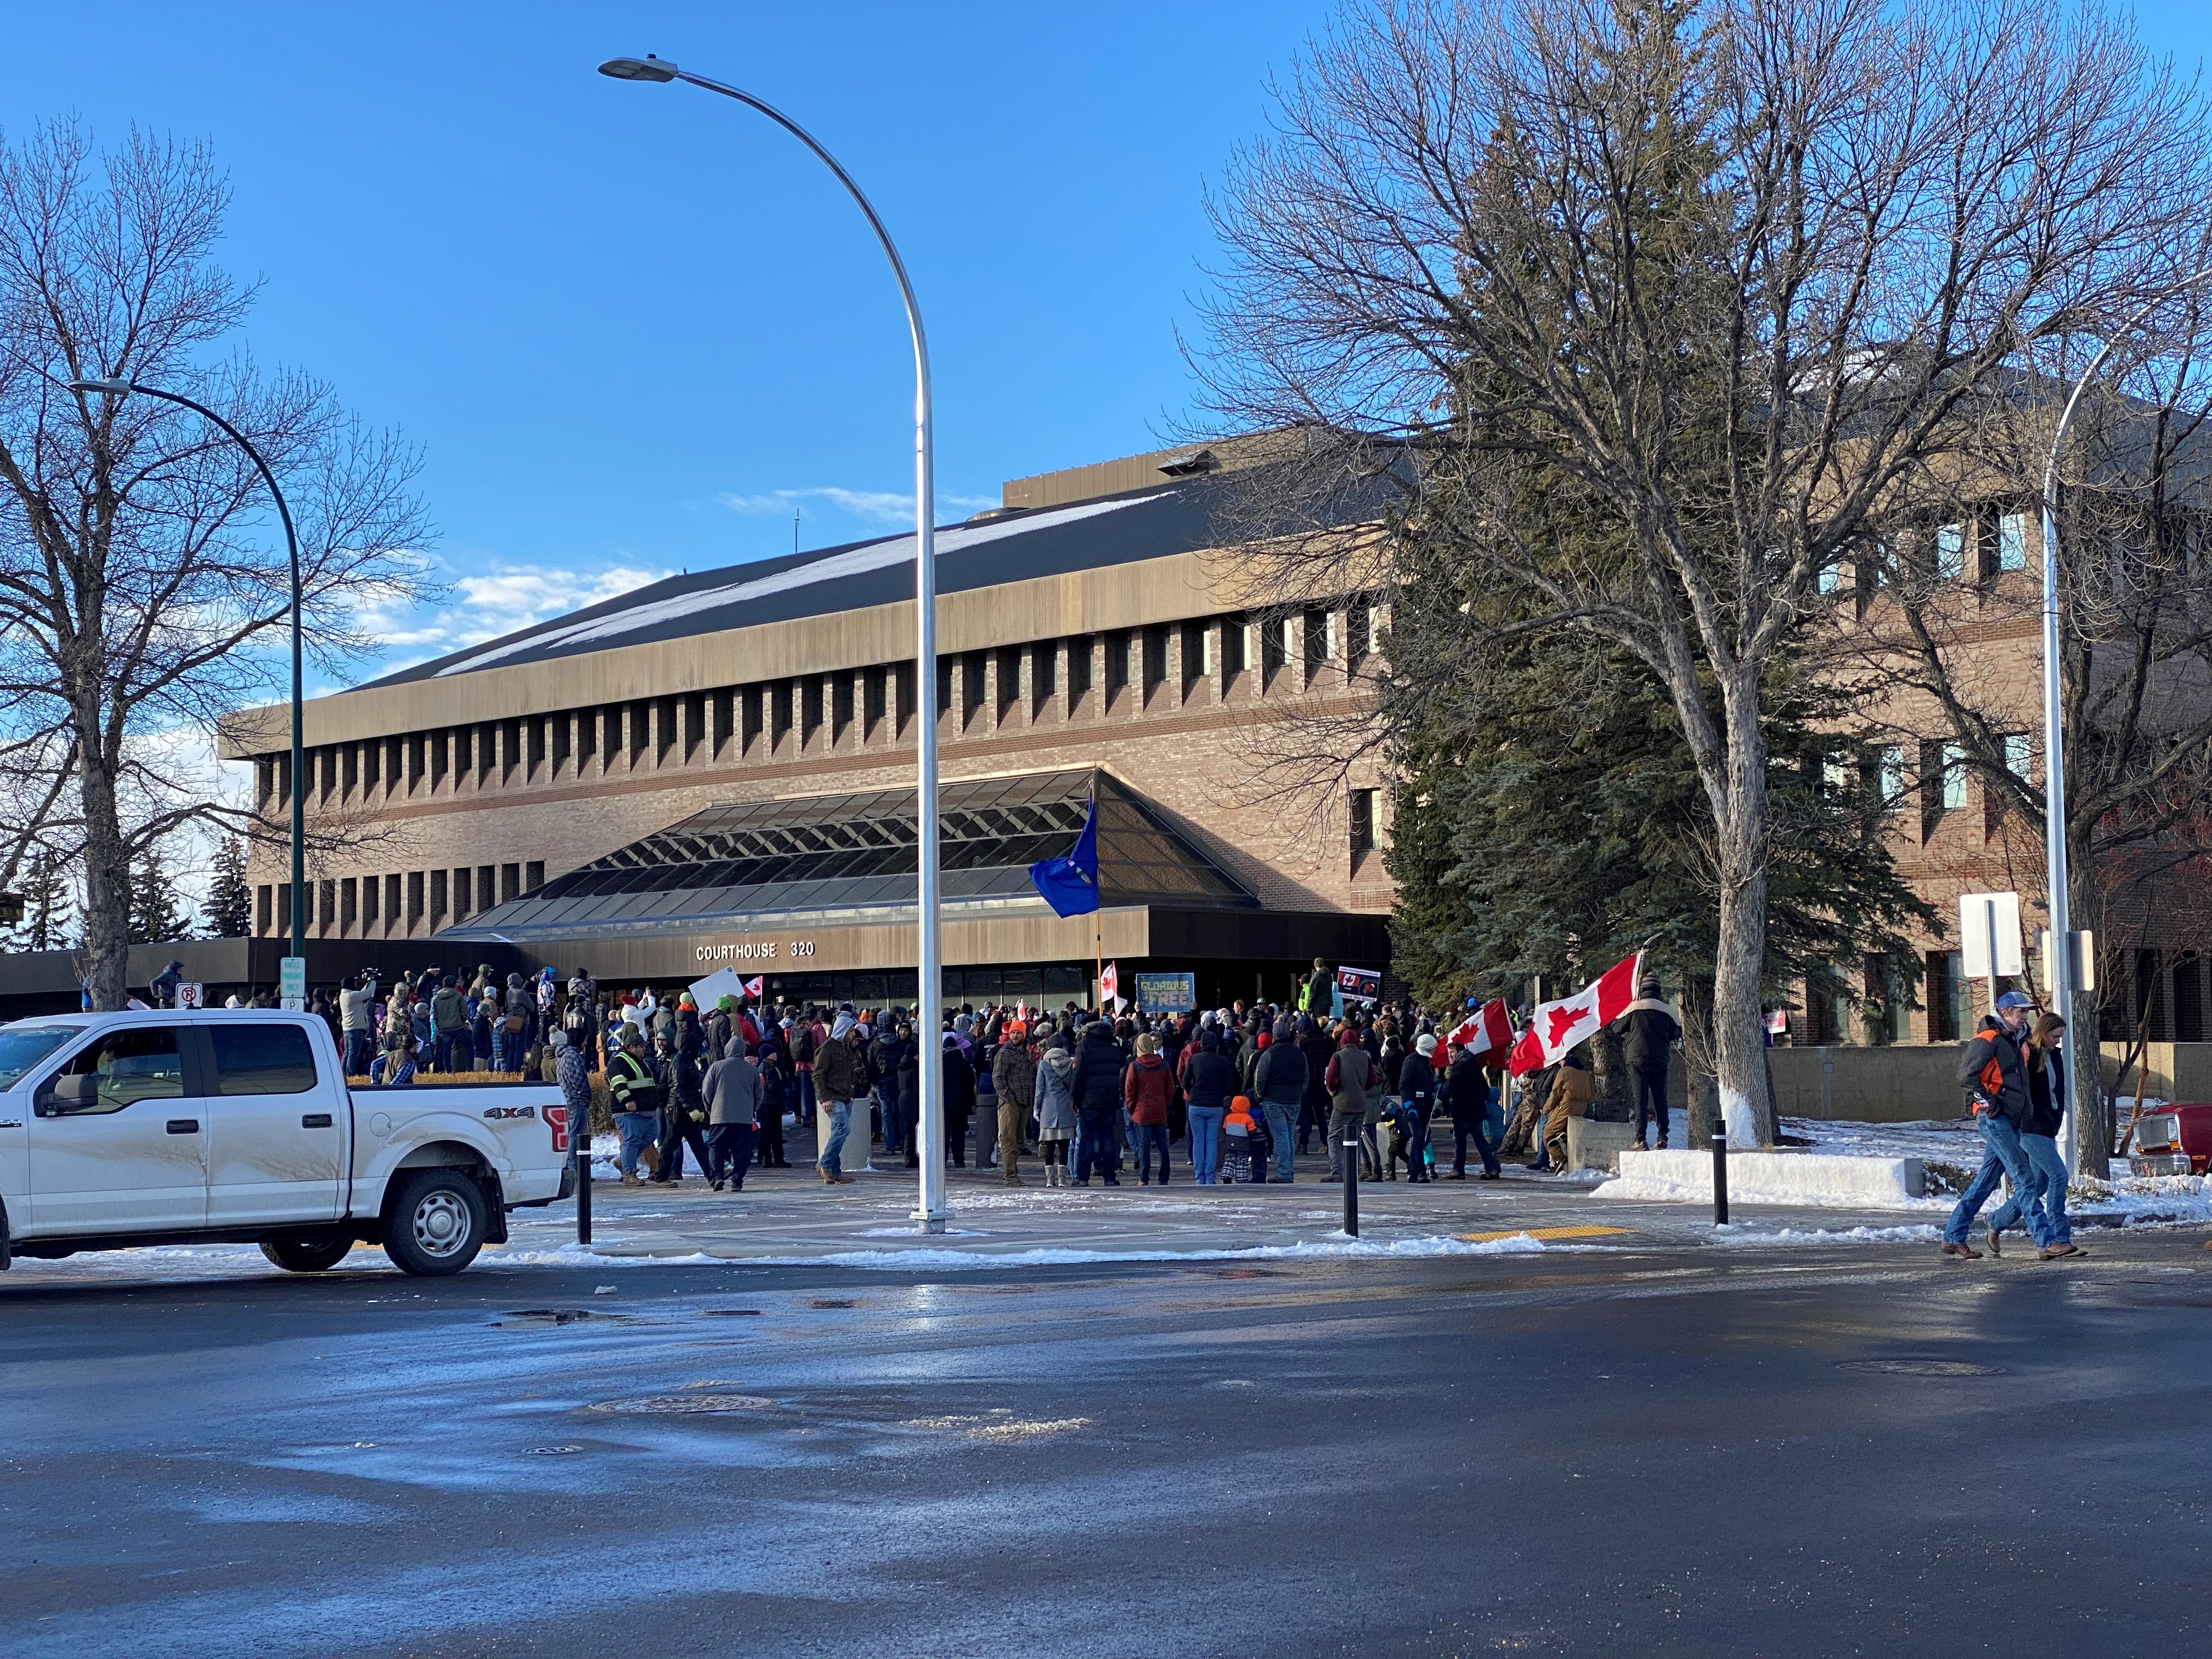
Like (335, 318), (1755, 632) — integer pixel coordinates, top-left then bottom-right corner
(0, 1008), (572, 1276)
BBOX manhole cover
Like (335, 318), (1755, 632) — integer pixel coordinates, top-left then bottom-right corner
(587, 1393), (777, 1415)
(1839, 1358), (2005, 1378)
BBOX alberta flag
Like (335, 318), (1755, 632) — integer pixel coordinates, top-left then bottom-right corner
(1028, 795), (1101, 918)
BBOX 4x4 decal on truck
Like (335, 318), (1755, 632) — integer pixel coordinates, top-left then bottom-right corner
(482, 1105), (538, 1121)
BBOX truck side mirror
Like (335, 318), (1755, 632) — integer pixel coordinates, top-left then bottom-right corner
(37, 1072), (99, 1116)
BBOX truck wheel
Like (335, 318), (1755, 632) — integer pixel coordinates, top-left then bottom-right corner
(261, 1237), (355, 1273)
(382, 1170), (487, 1276)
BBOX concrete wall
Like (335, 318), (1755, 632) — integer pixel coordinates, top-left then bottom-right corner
(1766, 1041), (2212, 1121)
(2101, 1042), (2212, 1104)
(1770, 1045), (1970, 1123)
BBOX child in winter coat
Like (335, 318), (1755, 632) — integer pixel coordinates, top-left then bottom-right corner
(1033, 1043), (1078, 1187)
(1223, 1094), (1262, 1184)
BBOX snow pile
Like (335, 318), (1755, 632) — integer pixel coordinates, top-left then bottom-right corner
(1711, 1222), (1942, 1246)
(1595, 1148), (1925, 1208)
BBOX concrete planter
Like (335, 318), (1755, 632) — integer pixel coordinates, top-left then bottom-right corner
(1567, 1116), (1636, 1173)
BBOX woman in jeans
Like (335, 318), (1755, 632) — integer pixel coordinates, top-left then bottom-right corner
(1179, 1032), (1237, 1186)
(1987, 1013), (2083, 1259)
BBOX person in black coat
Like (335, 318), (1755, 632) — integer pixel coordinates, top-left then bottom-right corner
(1071, 1019), (1127, 1185)
(1443, 1045), (1501, 1178)
(1610, 977), (1681, 1150)
(872, 1025), (912, 1159)
(941, 1034), (977, 1167)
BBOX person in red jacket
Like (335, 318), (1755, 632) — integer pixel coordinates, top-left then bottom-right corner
(1125, 1031), (1175, 1186)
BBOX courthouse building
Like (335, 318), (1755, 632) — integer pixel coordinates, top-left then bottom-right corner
(216, 443), (1395, 1011)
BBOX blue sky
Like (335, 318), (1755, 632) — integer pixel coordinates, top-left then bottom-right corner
(5, 1), (2209, 693)
(0, 0), (1355, 687)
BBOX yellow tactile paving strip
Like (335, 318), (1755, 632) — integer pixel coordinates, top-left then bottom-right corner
(1455, 1224), (1634, 1243)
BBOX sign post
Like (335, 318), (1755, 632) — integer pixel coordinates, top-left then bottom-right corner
(1957, 893), (2024, 1015)
(175, 983), (205, 1011)
(278, 956), (307, 1013)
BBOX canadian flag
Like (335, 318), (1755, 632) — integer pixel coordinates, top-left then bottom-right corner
(1100, 962), (1118, 1006)
(1511, 952), (1643, 1075)
(742, 975), (764, 1000)
(1447, 998), (1514, 1064)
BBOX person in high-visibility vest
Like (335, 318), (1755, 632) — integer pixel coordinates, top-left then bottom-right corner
(606, 1025), (664, 1184)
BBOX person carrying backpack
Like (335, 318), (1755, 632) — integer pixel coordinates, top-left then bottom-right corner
(1942, 992), (2059, 1260)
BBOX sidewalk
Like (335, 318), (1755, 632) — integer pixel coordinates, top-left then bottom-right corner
(498, 1151), (1996, 1269)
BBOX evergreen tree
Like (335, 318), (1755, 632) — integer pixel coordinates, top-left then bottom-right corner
(4, 847), (75, 952)
(128, 844), (187, 945)
(200, 836), (252, 938)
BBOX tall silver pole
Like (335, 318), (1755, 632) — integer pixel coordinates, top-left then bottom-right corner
(600, 56), (947, 1231)
(2039, 266), (2212, 1176)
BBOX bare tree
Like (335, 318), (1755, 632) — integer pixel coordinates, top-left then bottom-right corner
(0, 121), (431, 1008)
(1192, 0), (2212, 1143)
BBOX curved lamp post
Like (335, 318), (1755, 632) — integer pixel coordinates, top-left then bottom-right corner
(597, 54), (948, 1233)
(69, 376), (306, 972)
(2037, 266), (2212, 1172)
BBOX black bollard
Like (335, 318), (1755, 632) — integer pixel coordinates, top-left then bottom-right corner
(575, 1116), (593, 1246)
(1342, 1135), (1360, 1238)
(1711, 1116), (1729, 1227)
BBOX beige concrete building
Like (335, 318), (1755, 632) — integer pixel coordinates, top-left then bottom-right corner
(218, 447), (1393, 1009)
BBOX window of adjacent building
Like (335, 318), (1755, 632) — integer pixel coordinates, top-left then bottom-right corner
(406, 872), (424, 927)
(429, 868), (448, 922)
(452, 867), (471, 921)
(1942, 743), (1968, 809)
(385, 873), (402, 926)
(1817, 557), (1842, 594)
(1821, 754), (1850, 798)
(477, 865), (494, 916)
(500, 864), (520, 905)
(1198, 623), (1216, 677)
(1925, 950), (1968, 1042)
(1350, 787), (1378, 855)
(1997, 511), (2028, 573)
(553, 712), (573, 772)
(772, 680), (795, 746)
(256, 884), (272, 935)
(360, 876), (378, 927)
(526, 861), (544, 893)
(1105, 633), (1130, 706)
(893, 663), (915, 735)
(340, 877), (357, 933)
(318, 879), (336, 933)
(1222, 618), (1248, 685)
(1260, 617), (1286, 688)
(1303, 608), (1329, 680)
(2002, 732), (2032, 779)
(802, 676), (825, 742)
(1875, 745), (1906, 812)
(1141, 626), (1168, 700)
(1934, 522), (1965, 580)
(961, 652), (987, 727)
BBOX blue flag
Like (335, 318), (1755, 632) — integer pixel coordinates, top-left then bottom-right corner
(1029, 795), (1101, 917)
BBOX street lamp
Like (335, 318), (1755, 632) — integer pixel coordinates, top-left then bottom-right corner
(67, 376), (306, 975)
(598, 54), (949, 1234)
(2037, 265), (2212, 1173)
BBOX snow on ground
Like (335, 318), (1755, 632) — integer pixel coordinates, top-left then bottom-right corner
(1711, 1223), (1943, 1247)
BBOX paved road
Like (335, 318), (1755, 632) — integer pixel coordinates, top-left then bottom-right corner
(4, 1230), (2209, 1657)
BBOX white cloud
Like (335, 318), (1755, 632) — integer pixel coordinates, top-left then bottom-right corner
(716, 485), (998, 526)
(359, 561), (671, 676)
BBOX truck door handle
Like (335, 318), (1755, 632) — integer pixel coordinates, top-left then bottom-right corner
(302, 1114), (333, 1128)
(166, 1119), (200, 1135)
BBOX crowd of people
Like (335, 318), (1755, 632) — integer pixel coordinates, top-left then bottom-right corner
(148, 955), (1694, 1200)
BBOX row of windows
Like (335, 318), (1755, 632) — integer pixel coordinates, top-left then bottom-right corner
(253, 862), (546, 940)
(1815, 505), (2034, 596)
(253, 607), (1383, 814)
(1816, 735), (2035, 838)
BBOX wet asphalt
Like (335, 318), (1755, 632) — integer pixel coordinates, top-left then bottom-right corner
(3, 1232), (2210, 1658)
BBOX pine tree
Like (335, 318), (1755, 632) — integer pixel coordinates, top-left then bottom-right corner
(200, 836), (252, 938)
(4, 847), (75, 951)
(128, 844), (188, 945)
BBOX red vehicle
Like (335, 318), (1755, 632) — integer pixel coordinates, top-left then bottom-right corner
(2128, 1103), (2212, 1177)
